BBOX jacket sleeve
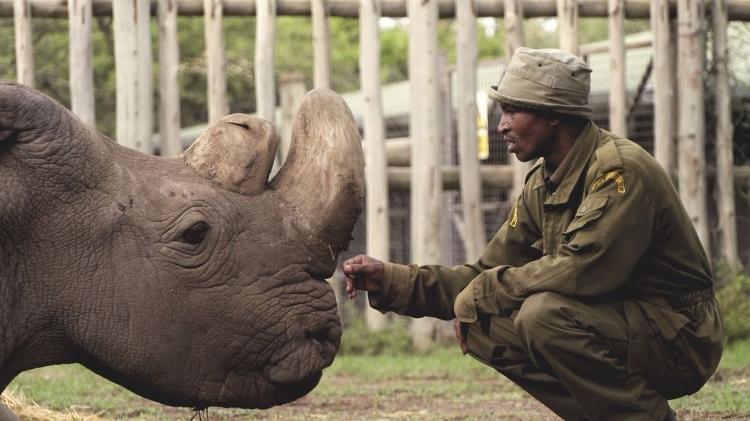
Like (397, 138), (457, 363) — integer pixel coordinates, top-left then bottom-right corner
(369, 185), (543, 320)
(455, 168), (656, 322)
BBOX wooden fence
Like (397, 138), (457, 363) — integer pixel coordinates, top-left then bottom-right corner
(5, 0), (750, 344)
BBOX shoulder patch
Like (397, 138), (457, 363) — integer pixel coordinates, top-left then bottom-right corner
(591, 171), (626, 194)
(509, 204), (518, 228)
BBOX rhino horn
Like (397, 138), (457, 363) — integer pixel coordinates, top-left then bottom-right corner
(271, 89), (365, 260)
(181, 114), (278, 196)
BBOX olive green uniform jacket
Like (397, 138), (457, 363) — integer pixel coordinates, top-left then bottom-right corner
(368, 122), (722, 417)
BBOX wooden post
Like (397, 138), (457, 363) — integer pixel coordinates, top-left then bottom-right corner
(457, 0), (486, 262)
(651, 0), (676, 179)
(68, 0), (95, 126)
(13, 0), (33, 86)
(505, 0), (525, 54)
(159, 0), (182, 156)
(278, 73), (306, 165)
(677, 0), (710, 257)
(556, 0), (578, 55)
(505, 0), (532, 202)
(608, 0), (626, 136)
(255, 0), (276, 122)
(204, 0), (229, 123)
(360, 0), (389, 331)
(113, 0), (153, 154)
(408, 0), (441, 351)
(713, 0), (739, 267)
(312, 0), (331, 89)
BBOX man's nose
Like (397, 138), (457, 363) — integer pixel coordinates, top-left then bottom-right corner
(498, 114), (510, 133)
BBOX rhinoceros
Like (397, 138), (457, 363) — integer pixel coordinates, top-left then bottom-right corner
(0, 82), (364, 416)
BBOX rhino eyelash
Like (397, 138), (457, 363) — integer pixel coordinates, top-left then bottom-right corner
(179, 221), (210, 245)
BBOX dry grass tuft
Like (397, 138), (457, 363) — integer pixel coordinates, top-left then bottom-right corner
(0, 389), (108, 421)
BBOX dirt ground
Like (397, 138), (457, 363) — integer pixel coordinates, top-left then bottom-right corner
(147, 377), (750, 421)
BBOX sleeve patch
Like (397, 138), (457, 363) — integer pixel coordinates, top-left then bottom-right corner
(510, 204), (518, 228)
(591, 171), (626, 194)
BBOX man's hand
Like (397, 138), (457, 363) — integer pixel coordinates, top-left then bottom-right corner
(341, 254), (385, 299)
(454, 319), (470, 355)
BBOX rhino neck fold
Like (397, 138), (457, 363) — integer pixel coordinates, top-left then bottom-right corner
(0, 276), (73, 392)
(0, 317), (73, 392)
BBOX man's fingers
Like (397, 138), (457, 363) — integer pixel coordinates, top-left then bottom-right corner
(344, 263), (373, 277)
(344, 275), (358, 299)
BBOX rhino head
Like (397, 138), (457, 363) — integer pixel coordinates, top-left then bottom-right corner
(0, 82), (363, 409)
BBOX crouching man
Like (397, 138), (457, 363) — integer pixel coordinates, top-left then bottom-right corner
(343, 48), (722, 421)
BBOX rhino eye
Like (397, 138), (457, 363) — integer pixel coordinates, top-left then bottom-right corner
(180, 221), (210, 245)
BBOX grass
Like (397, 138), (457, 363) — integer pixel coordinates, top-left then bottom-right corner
(671, 339), (750, 414)
(4, 340), (750, 420)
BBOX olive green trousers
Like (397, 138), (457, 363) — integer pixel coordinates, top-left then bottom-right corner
(464, 292), (717, 421)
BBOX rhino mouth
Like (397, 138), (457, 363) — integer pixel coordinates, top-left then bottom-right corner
(264, 309), (341, 389)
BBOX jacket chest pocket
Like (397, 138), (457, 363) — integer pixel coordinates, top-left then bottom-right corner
(562, 195), (609, 238)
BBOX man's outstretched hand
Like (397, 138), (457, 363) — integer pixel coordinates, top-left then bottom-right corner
(341, 254), (385, 299)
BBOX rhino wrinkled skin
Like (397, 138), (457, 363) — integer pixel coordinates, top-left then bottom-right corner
(0, 82), (364, 413)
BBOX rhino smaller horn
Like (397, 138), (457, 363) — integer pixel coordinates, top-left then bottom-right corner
(181, 114), (278, 195)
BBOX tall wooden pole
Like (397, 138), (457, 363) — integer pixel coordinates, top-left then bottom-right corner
(159, 0), (182, 156)
(360, 0), (389, 331)
(255, 0), (276, 123)
(13, 0), (33, 86)
(651, 0), (676, 180)
(713, 0), (739, 267)
(456, 0), (486, 262)
(677, 0), (710, 257)
(556, 0), (578, 55)
(204, 0), (229, 123)
(607, 0), (626, 136)
(505, 0), (531, 202)
(312, 0), (331, 89)
(113, 0), (153, 153)
(68, 0), (95, 126)
(278, 73), (306, 164)
(408, 0), (442, 351)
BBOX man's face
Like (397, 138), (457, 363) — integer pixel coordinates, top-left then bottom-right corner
(497, 104), (557, 162)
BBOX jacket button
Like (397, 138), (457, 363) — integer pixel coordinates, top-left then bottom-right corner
(579, 206), (587, 213)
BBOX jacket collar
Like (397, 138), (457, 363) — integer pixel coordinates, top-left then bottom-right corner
(541, 121), (598, 206)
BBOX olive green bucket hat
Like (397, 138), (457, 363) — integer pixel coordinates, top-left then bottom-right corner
(489, 47), (593, 118)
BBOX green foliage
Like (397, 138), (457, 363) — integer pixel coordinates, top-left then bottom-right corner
(339, 314), (412, 356)
(672, 337), (750, 413)
(715, 266), (750, 344)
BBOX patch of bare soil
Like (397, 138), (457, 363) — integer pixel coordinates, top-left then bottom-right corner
(142, 377), (750, 421)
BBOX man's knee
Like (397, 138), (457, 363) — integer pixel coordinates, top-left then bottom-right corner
(514, 292), (573, 344)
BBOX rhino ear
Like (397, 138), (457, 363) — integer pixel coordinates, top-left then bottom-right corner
(0, 82), (85, 154)
(0, 83), (56, 143)
(181, 114), (279, 195)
